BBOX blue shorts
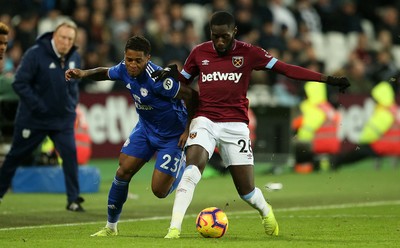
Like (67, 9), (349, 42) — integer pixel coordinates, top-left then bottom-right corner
(121, 123), (185, 177)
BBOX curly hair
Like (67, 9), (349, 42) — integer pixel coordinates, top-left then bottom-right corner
(125, 35), (151, 55)
(0, 22), (9, 35)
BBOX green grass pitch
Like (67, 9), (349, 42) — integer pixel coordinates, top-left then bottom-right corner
(0, 158), (399, 248)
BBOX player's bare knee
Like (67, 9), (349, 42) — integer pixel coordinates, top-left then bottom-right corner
(116, 166), (134, 181)
(152, 188), (168, 198)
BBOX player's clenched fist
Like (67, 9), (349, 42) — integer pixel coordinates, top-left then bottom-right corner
(65, 68), (84, 81)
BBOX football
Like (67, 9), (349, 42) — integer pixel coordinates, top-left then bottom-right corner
(196, 207), (228, 238)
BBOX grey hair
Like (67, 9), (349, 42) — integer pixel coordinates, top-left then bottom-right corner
(54, 19), (78, 34)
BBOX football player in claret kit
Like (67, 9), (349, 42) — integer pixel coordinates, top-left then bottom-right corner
(65, 35), (197, 236)
(152, 11), (350, 238)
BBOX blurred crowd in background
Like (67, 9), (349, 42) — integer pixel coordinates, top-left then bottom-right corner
(1, 0), (400, 106)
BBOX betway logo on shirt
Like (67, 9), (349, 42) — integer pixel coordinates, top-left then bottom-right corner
(201, 72), (243, 83)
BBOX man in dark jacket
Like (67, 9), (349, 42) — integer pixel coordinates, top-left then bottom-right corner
(0, 20), (84, 211)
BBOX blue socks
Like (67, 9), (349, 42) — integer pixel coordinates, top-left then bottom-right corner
(107, 177), (129, 223)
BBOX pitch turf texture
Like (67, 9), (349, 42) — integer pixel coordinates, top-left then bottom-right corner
(0, 158), (399, 248)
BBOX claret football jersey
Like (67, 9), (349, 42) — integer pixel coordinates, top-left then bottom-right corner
(181, 40), (277, 124)
(108, 61), (187, 138)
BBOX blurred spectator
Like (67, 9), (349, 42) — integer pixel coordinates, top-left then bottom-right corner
(161, 28), (190, 65)
(0, 0), (40, 17)
(183, 20), (201, 50)
(344, 58), (374, 94)
(38, 9), (71, 36)
(0, 21), (16, 143)
(75, 27), (88, 57)
(233, 0), (262, 40)
(293, 0), (323, 34)
(369, 49), (399, 85)
(349, 32), (374, 67)
(169, 1), (189, 32)
(107, 3), (131, 61)
(0, 14), (16, 73)
(13, 11), (38, 53)
(330, 0), (363, 34)
(127, 0), (147, 36)
(259, 18), (286, 53)
(71, 4), (91, 34)
(374, 29), (394, 51)
(313, 0), (337, 33)
(6, 41), (22, 73)
(145, 3), (170, 59)
(376, 6), (400, 45)
(357, 0), (393, 31)
(88, 10), (109, 44)
(91, 0), (109, 15)
(267, 0), (298, 38)
(206, 0), (234, 14)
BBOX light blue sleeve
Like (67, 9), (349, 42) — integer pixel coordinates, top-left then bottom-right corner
(265, 57), (278, 69)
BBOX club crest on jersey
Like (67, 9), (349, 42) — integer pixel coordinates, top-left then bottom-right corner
(189, 132), (197, 139)
(140, 88), (148, 97)
(69, 61), (76, 69)
(232, 56), (244, 68)
(163, 78), (173, 90)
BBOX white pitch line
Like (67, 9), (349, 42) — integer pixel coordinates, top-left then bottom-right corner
(1, 200), (399, 231)
(236, 200), (400, 215)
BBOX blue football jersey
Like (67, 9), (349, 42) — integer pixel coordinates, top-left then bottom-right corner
(108, 61), (187, 138)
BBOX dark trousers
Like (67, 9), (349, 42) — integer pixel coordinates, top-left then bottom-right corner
(0, 125), (80, 202)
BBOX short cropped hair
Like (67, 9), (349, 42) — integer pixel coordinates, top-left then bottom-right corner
(125, 35), (151, 55)
(210, 11), (235, 28)
(0, 22), (9, 35)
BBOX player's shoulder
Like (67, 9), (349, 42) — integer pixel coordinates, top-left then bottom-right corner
(193, 41), (213, 51)
(235, 40), (270, 57)
(147, 61), (162, 74)
(235, 40), (259, 50)
(145, 61), (162, 82)
(111, 60), (127, 72)
(147, 61), (162, 71)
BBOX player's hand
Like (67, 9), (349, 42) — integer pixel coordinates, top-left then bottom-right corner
(65, 68), (84, 81)
(326, 76), (350, 93)
(151, 64), (179, 82)
(178, 128), (189, 149)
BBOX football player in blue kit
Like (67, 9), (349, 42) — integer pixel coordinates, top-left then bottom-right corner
(65, 35), (197, 236)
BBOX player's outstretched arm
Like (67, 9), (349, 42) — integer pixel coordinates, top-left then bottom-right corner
(65, 67), (110, 81)
(272, 61), (350, 93)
